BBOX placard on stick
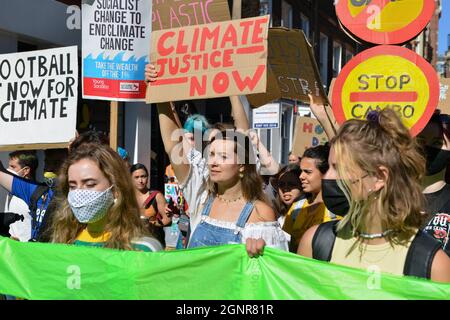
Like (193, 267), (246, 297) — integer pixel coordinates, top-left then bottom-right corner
(0, 46), (78, 151)
(146, 15), (270, 103)
(335, 0), (435, 45)
(82, 0), (152, 101)
(331, 45), (439, 137)
(152, 0), (231, 31)
(291, 117), (328, 157)
(247, 28), (327, 108)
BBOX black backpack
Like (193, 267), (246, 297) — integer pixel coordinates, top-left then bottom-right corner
(29, 185), (58, 242)
(312, 220), (442, 279)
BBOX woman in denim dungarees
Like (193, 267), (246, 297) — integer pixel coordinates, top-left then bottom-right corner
(156, 102), (289, 256)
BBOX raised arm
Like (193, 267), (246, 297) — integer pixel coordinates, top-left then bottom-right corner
(308, 94), (338, 140)
(248, 130), (280, 175)
(229, 96), (250, 131)
(157, 102), (191, 184)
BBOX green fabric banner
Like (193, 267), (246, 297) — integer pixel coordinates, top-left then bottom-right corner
(0, 237), (449, 300)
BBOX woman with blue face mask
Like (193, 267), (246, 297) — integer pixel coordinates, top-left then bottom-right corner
(50, 144), (162, 252)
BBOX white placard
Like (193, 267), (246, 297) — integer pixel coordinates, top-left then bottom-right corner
(0, 46), (78, 146)
(82, 0), (152, 101)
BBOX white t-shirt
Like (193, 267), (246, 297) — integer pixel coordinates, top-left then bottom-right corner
(4, 194), (31, 242)
(180, 149), (288, 251)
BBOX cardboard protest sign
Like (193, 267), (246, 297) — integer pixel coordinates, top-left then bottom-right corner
(152, 0), (231, 31)
(336, 0), (435, 45)
(0, 46), (78, 150)
(247, 28), (327, 108)
(82, 0), (152, 101)
(291, 117), (328, 157)
(439, 78), (450, 115)
(252, 103), (280, 129)
(147, 15), (270, 103)
(331, 45), (439, 137)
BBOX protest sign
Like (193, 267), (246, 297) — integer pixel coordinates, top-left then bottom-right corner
(331, 45), (439, 137)
(82, 0), (152, 101)
(152, 0), (231, 31)
(252, 103), (280, 129)
(0, 46), (78, 150)
(291, 117), (328, 157)
(336, 0), (435, 45)
(146, 15), (270, 103)
(164, 183), (181, 204)
(247, 28), (327, 108)
(439, 78), (450, 115)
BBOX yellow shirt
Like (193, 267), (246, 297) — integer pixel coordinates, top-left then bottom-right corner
(331, 234), (416, 276)
(283, 198), (342, 252)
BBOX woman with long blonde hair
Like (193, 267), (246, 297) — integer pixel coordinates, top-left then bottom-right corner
(50, 144), (162, 251)
(298, 109), (450, 282)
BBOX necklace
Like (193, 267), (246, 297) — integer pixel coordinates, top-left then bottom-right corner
(217, 194), (243, 204)
(356, 229), (394, 240)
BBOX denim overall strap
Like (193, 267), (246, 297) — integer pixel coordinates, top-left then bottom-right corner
(235, 201), (254, 229)
(201, 196), (215, 217)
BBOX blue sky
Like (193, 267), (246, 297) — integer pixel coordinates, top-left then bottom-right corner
(438, 0), (450, 54)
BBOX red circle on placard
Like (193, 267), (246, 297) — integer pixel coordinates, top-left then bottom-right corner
(336, 0), (435, 45)
(331, 45), (440, 137)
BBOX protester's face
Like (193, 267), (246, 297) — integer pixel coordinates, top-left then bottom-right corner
(68, 159), (111, 191)
(8, 157), (26, 177)
(326, 146), (381, 201)
(288, 154), (300, 165)
(131, 169), (148, 192)
(300, 157), (323, 194)
(278, 187), (302, 206)
(208, 139), (241, 184)
(417, 121), (449, 150)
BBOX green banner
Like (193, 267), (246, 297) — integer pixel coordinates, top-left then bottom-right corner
(0, 237), (448, 299)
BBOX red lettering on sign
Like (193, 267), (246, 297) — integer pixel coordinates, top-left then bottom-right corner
(252, 17), (268, 44)
(176, 30), (189, 54)
(221, 24), (238, 48)
(190, 75), (207, 96)
(223, 49), (234, 67)
(213, 72), (230, 94)
(158, 31), (176, 56)
(303, 122), (313, 133)
(200, 25), (221, 51)
(232, 65), (266, 91)
(240, 20), (254, 45)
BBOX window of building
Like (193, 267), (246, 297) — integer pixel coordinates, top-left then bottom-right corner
(281, 0), (293, 28)
(319, 33), (328, 85)
(332, 42), (342, 78)
(259, 0), (271, 15)
(345, 51), (354, 65)
(300, 14), (310, 40)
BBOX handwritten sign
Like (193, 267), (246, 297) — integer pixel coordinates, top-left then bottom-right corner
(152, 0), (231, 31)
(332, 45), (439, 137)
(291, 117), (328, 157)
(82, 0), (152, 101)
(247, 28), (327, 107)
(336, 0), (435, 45)
(147, 15), (270, 103)
(0, 46), (78, 148)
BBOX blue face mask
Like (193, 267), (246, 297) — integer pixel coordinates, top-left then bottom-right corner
(68, 187), (114, 224)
